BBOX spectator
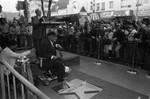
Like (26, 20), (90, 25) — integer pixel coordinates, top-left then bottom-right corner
(26, 22), (33, 48)
(0, 40), (32, 75)
(9, 20), (20, 44)
(68, 23), (75, 49)
(113, 24), (126, 61)
(19, 22), (27, 47)
(0, 18), (9, 48)
(103, 27), (114, 59)
(126, 24), (137, 67)
(62, 25), (69, 50)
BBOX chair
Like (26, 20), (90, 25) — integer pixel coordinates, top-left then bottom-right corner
(38, 56), (57, 80)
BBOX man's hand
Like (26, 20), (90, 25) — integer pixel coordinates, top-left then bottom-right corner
(31, 48), (36, 52)
(55, 44), (63, 50)
(51, 55), (58, 60)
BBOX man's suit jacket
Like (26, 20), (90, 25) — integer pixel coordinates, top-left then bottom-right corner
(31, 16), (43, 39)
(39, 37), (57, 69)
(39, 37), (56, 58)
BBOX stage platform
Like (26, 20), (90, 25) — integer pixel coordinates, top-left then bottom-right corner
(1, 51), (150, 99)
(57, 51), (80, 67)
(30, 52), (149, 99)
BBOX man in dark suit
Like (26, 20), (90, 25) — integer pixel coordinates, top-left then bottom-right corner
(39, 31), (69, 82)
(31, 9), (42, 55)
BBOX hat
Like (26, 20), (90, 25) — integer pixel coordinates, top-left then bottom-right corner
(143, 17), (149, 24)
(58, 25), (63, 29)
(69, 23), (72, 25)
(63, 25), (66, 28)
(47, 31), (56, 37)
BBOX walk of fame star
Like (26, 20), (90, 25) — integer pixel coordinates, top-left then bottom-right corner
(59, 80), (100, 99)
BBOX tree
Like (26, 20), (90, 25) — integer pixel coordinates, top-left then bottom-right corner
(47, 0), (53, 21)
(41, 0), (53, 22)
(41, 0), (45, 16)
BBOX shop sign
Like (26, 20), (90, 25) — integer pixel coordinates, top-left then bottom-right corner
(100, 11), (113, 18)
(138, 8), (150, 16)
(113, 10), (133, 17)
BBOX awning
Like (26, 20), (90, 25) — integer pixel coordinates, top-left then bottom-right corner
(89, 13), (100, 21)
(113, 10), (133, 17)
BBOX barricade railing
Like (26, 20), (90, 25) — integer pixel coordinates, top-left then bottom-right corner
(0, 59), (50, 99)
(64, 37), (145, 69)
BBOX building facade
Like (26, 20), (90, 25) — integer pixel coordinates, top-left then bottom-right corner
(51, 0), (87, 16)
(28, 0), (49, 21)
(26, 0), (150, 22)
(87, 0), (150, 21)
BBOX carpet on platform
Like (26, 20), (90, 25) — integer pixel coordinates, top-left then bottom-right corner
(37, 69), (149, 99)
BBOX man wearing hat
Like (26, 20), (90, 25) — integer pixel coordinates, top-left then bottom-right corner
(39, 31), (71, 82)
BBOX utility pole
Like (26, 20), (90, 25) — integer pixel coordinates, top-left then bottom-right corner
(135, 0), (140, 22)
(24, 0), (29, 22)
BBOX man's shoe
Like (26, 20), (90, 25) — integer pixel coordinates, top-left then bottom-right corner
(65, 66), (71, 74)
(58, 77), (68, 83)
(146, 75), (150, 79)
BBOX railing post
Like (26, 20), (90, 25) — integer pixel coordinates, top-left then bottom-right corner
(12, 76), (17, 99)
(6, 74), (11, 99)
(0, 63), (6, 99)
(2, 60), (50, 99)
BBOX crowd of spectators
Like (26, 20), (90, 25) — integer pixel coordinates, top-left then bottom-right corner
(0, 18), (33, 49)
(55, 18), (150, 77)
(0, 5), (150, 78)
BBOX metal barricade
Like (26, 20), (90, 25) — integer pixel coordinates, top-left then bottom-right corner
(0, 56), (50, 99)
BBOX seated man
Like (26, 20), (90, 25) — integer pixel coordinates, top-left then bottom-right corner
(39, 31), (70, 82)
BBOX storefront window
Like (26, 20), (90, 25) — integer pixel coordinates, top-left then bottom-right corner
(90, 5), (93, 11)
(96, 3), (100, 11)
(121, 0), (131, 8)
(101, 2), (105, 10)
(109, 1), (114, 9)
(139, 0), (149, 4)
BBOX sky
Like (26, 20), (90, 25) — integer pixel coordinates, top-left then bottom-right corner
(0, 0), (59, 12)
(0, 0), (24, 12)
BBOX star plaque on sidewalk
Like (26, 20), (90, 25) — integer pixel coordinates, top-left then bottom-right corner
(58, 78), (103, 99)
